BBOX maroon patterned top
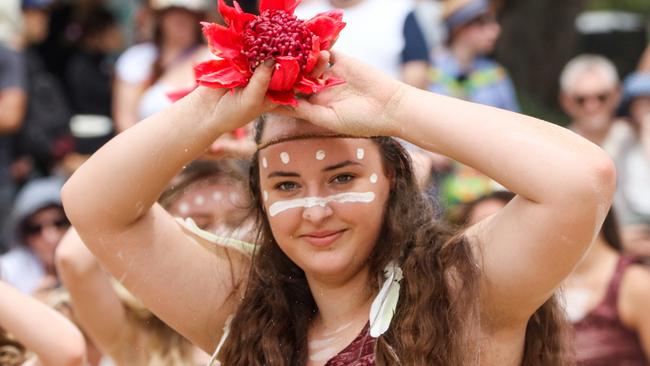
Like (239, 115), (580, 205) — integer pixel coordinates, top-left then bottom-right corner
(325, 323), (375, 366)
(573, 256), (648, 366)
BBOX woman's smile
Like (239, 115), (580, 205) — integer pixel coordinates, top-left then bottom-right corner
(299, 228), (348, 247)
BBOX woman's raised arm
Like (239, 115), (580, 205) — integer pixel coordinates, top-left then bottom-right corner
(61, 63), (275, 352)
(284, 52), (616, 330)
(0, 280), (86, 366)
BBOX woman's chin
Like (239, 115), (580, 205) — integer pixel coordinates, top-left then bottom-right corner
(298, 252), (364, 283)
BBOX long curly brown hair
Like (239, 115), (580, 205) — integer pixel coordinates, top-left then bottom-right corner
(0, 329), (26, 366)
(218, 118), (572, 365)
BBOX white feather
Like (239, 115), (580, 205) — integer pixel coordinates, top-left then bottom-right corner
(369, 262), (403, 337)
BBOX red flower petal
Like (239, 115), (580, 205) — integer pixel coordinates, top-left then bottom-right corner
(304, 36), (320, 73)
(201, 22), (242, 59)
(167, 85), (198, 102)
(218, 0), (255, 32)
(267, 90), (298, 106)
(305, 10), (346, 50)
(295, 75), (344, 94)
(259, 0), (300, 14)
(195, 59), (250, 88)
(269, 56), (301, 91)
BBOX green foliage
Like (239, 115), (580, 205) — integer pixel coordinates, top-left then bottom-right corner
(587, 0), (650, 14)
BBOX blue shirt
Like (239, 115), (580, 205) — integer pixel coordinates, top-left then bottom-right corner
(428, 51), (520, 112)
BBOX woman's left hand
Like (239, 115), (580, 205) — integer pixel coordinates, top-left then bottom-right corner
(273, 52), (406, 137)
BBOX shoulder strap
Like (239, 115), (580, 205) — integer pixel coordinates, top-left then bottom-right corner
(602, 256), (634, 310)
(175, 217), (257, 255)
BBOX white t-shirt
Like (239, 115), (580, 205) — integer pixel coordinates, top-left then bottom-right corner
(0, 246), (45, 294)
(115, 43), (173, 120)
(115, 42), (158, 85)
(295, 0), (415, 80)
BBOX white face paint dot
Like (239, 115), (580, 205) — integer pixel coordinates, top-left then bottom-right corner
(194, 195), (205, 205)
(370, 173), (378, 184)
(280, 152), (290, 165)
(315, 150), (326, 161)
(262, 157), (268, 169)
(178, 202), (190, 215)
(263, 191), (269, 201)
(212, 192), (222, 201)
(356, 148), (365, 160)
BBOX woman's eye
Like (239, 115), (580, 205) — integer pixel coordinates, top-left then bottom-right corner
(275, 181), (300, 191)
(331, 174), (355, 185)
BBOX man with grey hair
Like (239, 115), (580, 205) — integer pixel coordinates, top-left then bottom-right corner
(559, 54), (623, 149)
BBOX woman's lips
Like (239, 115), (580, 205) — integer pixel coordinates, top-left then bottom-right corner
(300, 229), (346, 247)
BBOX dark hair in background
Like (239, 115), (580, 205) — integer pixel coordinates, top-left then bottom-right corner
(216, 115), (572, 365)
(77, 6), (117, 44)
(452, 190), (516, 227)
(150, 8), (204, 85)
(600, 208), (623, 252)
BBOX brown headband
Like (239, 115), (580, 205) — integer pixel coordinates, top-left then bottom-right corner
(256, 133), (374, 151)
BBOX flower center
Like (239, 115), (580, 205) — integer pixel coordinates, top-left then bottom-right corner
(241, 9), (315, 70)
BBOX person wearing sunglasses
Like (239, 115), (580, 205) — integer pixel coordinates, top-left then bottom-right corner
(611, 58), (650, 259)
(428, 0), (519, 112)
(0, 176), (69, 294)
(559, 54), (623, 149)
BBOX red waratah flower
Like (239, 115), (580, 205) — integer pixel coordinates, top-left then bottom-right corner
(194, 0), (346, 106)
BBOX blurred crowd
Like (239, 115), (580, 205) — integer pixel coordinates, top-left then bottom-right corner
(1, 0), (650, 365)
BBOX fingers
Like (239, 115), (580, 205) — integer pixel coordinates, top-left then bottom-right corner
(242, 60), (275, 102)
(310, 51), (331, 79)
(271, 99), (330, 127)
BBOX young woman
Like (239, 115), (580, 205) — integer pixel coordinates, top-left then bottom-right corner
(564, 209), (650, 365)
(0, 280), (85, 366)
(62, 51), (615, 365)
(55, 160), (251, 365)
(112, 0), (211, 132)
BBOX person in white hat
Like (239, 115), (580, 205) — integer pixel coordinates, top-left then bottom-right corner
(112, 0), (213, 132)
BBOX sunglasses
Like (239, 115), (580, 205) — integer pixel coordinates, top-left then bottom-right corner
(573, 92), (611, 107)
(23, 218), (70, 237)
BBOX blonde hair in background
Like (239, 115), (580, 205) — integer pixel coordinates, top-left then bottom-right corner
(110, 279), (195, 366)
(41, 282), (194, 366)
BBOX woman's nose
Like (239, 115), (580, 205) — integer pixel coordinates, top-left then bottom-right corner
(302, 203), (333, 224)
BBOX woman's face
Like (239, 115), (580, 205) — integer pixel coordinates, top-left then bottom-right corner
(167, 180), (249, 234)
(159, 8), (200, 46)
(258, 118), (391, 282)
(456, 13), (501, 55)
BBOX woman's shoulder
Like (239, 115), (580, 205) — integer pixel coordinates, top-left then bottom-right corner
(115, 42), (159, 84)
(618, 261), (650, 327)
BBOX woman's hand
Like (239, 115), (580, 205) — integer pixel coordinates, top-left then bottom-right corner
(276, 52), (406, 137)
(189, 60), (278, 136)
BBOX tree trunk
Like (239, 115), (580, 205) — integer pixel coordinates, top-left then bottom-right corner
(494, 0), (586, 111)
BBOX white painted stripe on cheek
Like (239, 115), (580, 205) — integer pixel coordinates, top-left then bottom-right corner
(268, 192), (376, 217)
(263, 191), (269, 201)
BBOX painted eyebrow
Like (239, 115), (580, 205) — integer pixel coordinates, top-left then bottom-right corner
(266, 160), (362, 179)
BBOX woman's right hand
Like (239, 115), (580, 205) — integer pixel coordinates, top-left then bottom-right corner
(190, 60), (278, 136)
(275, 52), (407, 137)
